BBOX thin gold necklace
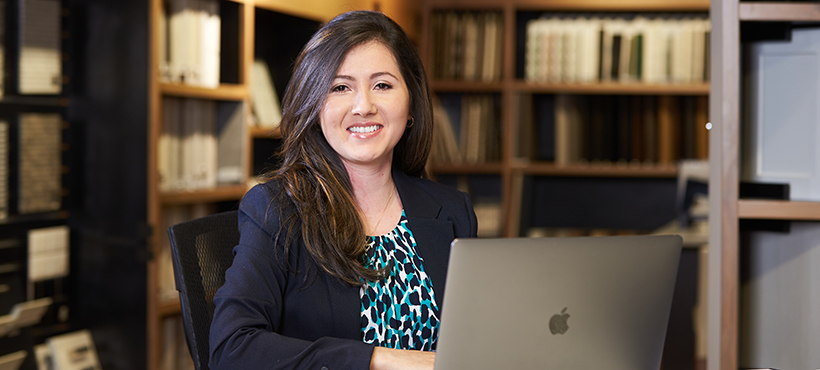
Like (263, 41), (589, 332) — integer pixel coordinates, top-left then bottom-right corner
(372, 187), (395, 234)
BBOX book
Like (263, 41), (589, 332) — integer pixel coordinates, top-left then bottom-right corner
(160, 98), (244, 190)
(199, 0), (220, 88)
(657, 95), (679, 164)
(250, 59), (282, 129)
(34, 344), (49, 370)
(28, 226), (69, 282)
(433, 10), (503, 82)
(47, 330), (102, 370)
(165, 0), (220, 86)
(18, 0), (62, 94)
(474, 201), (502, 237)
(523, 14), (707, 84)
(0, 2), (6, 97)
(0, 121), (8, 219)
(642, 95), (658, 163)
(215, 101), (245, 185)
(532, 94), (555, 161)
(18, 113), (62, 214)
(429, 97), (461, 164)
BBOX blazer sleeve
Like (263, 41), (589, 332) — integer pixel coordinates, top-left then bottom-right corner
(209, 183), (374, 370)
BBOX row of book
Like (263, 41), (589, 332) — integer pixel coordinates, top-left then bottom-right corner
(0, 114), (63, 220)
(0, 0), (63, 96)
(429, 94), (502, 165)
(429, 11), (505, 82)
(525, 15), (710, 84)
(158, 97), (246, 192)
(158, 0), (221, 87)
(520, 94), (709, 165)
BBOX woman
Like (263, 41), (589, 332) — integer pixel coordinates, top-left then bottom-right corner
(209, 10), (477, 370)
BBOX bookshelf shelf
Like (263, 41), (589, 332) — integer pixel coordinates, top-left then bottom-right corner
(159, 82), (248, 101)
(738, 199), (820, 221)
(250, 126), (281, 139)
(428, 0), (709, 11)
(739, 2), (820, 22)
(516, 162), (678, 178)
(0, 96), (70, 107)
(158, 185), (248, 205)
(430, 80), (504, 92)
(428, 162), (504, 174)
(157, 297), (181, 318)
(0, 211), (69, 225)
(514, 0), (709, 11)
(512, 81), (710, 96)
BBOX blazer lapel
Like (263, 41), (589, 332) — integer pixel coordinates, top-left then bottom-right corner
(393, 169), (454, 306)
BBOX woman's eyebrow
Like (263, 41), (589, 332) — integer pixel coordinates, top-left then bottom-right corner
(333, 71), (399, 81)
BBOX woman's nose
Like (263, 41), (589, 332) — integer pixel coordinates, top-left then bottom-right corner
(351, 90), (377, 117)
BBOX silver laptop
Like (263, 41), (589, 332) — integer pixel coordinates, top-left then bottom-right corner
(434, 234), (682, 370)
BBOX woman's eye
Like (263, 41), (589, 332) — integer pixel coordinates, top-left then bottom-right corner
(375, 83), (392, 90)
(331, 85), (349, 92)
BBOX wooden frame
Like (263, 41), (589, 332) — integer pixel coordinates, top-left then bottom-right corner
(708, 2), (820, 370)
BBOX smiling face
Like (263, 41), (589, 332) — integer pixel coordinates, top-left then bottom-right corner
(319, 41), (411, 171)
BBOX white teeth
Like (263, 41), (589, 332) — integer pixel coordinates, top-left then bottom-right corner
(348, 125), (380, 133)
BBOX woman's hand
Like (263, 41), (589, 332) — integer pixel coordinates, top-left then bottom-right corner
(370, 347), (436, 370)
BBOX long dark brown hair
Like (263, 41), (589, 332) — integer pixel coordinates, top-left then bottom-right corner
(261, 10), (434, 285)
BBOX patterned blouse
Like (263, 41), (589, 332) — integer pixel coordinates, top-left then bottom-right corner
(360, 210), (440, 351)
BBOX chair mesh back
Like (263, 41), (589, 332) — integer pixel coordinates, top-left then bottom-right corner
(168, 210), (239, 370)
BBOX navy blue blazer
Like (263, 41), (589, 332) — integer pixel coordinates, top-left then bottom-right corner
(209, 169), (477, 370)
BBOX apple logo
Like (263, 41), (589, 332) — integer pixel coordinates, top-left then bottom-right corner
(549, 307), (570, 335)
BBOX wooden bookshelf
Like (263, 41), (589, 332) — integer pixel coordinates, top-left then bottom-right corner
(709, 2), (820, 370)
(159, 82), (248, 100)
(739, 2), (820, 22)
(158, 185), (249, 205)
(428, 162), (505, 174)
(423, 0), (711, 238)
(738, 199), (820, 221)
(250, 126), (281, 139)
(157, 297), (182, 317)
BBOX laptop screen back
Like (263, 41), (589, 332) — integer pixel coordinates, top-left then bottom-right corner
(434, 234), (682, 370)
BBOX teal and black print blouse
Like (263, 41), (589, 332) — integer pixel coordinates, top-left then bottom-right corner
(360, 210), (440, 351)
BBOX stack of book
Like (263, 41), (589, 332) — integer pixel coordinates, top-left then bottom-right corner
(429, 10), (504, 82)
(520, 94), (708, 166)
(158, 97), (245, 191)
(159, 0), (221, 87)
(524, 14), (710, 84)
(429, 94), (501, 165)
(18, 0), (63, 95)
(19, 113), (63, 214)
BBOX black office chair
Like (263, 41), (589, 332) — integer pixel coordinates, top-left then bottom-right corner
(168, 210), (239, 370)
